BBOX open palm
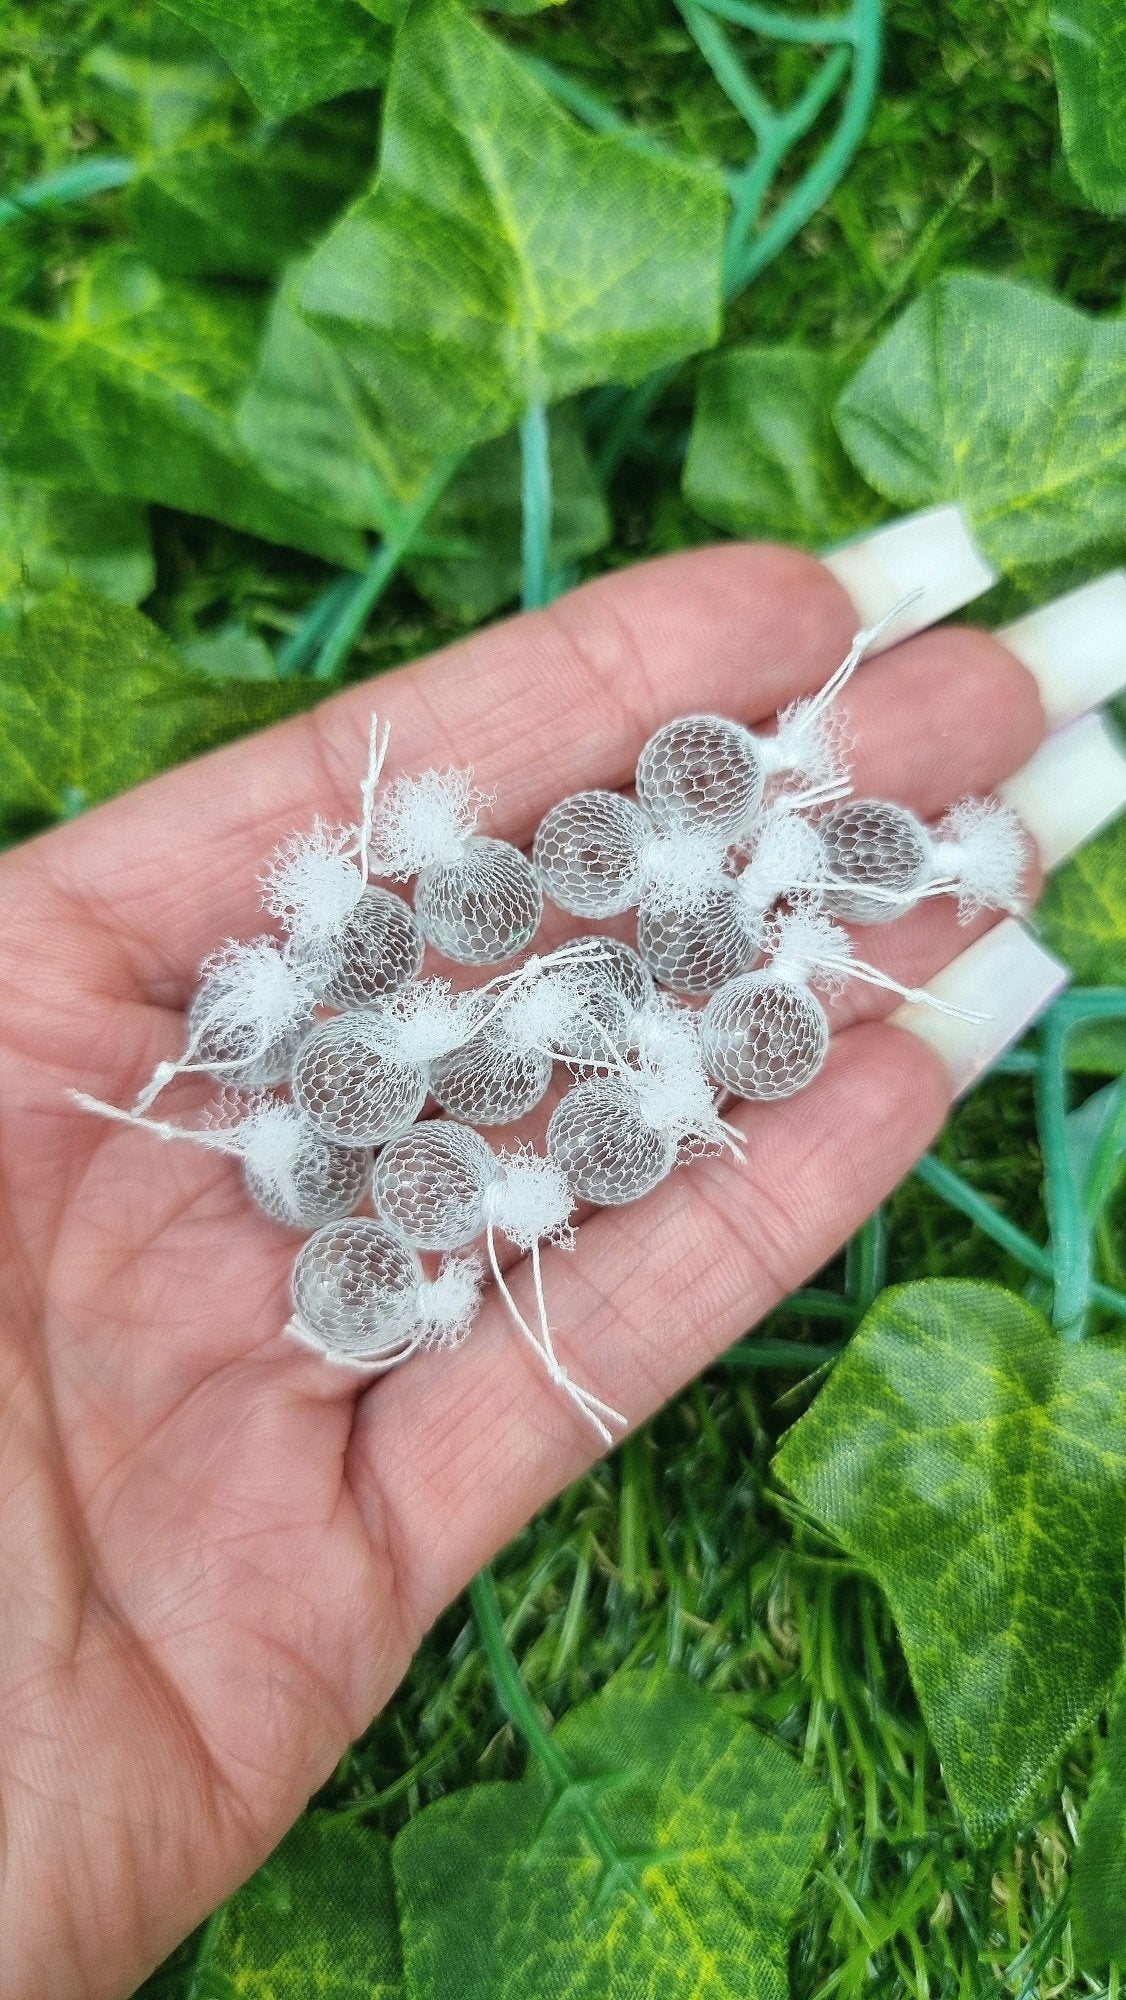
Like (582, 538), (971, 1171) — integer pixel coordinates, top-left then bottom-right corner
(0, 543), (1046, 2000)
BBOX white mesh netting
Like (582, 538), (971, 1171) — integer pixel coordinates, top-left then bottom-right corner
(636, 886), (754, 995)
(372, 1122), (496, 1250)
(261, 820), (366, 973)
(929, 796), (1028, 921)
(413, 1254), (485, 1349)
(415, 836), (543, 964)
(321, 885), (425, 1009)
(370, 767), (487, 878)
(635, 714), (764, 838)
(555, 938), (655, 1065)
(289, 1218), (425, 1364)
(818, 799), (931, 926)
(373, 978), (483, 1069)
(219, 1093), (370, 1228)
(533, 790), (649, 916)
(481, 1145), (575, 1251)
(148, 938), (319, 1107)
(291, 1014), (427, 1146)
(699, 972), (830, 1101)
(548, 1077), (677, 1206)
(428, 1033), (552, 1125)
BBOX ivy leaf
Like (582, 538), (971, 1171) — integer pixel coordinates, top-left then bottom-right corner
(0, 253), (365, 569)
(835, 273), (1126, 593)
(0, 473), (153, 616)
(0, 583), (318, 841)
(136, 1814), (404, 1997)
(395, 1668), (828, 1999)
(236, 274), (429, 526)
(405, 407), (611, 620)
(1050, 1), (1126, 217)
(1073, 1659), (1126, 1968)
(238, 281), (611, 615)
(157, 0), (389, 118)
(1037, 817), (1126, 1073)
(774, 1280), (1126, 1841)
(683, 346), (884, 547)
(299, 0), (726, 476)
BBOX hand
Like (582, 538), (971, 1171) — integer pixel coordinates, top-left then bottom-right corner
(0, 542), (1047, 1999)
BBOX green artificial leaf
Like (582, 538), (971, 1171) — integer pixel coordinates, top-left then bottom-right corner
(1073, 1658), (1126, 1968)
(85, 37), (376, 277)
(0, 473), (153, 615)
(136, 1814), (404, 1997)
(0, 583), (319, 840)
(683, 346), (884, 547)
(299, 0), (726, 477)
(236, 274), (426, 526)
(81, 37), (242, 154)
(0, 253), (365, 569)
(239, 280), (610, 613)
(774, 1280), (1126, 1841)
(1037, 816), (1126, 1072)
(157, 0), (388, 117)
(835, 273), (1126, 593)
(405, 406), (611, 619)
(180, 623), (278, 679)
(395, 1668), (828, 1999)
(1051, 1), (1126, 216)
(129, 115), (376, 281)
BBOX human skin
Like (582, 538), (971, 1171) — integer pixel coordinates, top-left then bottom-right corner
(0, 544), (1046, 1998)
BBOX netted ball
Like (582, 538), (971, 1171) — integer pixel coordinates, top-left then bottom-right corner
(700, 974), (828, 1101)
(372, 1122), (495, 1249)
(322, 886), (425, 1009)
(428, 1033), (552, 1125)
(637, 886), (755, 995)
(560, 938), (655, 1064)
(818, 800), (930, 926)
(245, 1130), (369, 1229)
(292, 1016), (426, 1146)
(187, 990), (308, 1089)
(291, 1219), (422, 1363)
(635, 715), (763, 837)
(415, 836), (542, 964)
(533, 792), (648, 917)
(548, 1078), (676, 1206)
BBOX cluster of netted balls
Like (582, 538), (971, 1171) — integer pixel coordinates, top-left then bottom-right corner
(76, 609), (1028, 1441)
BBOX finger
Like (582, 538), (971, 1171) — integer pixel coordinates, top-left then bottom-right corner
(346, 1019), (952, 1639)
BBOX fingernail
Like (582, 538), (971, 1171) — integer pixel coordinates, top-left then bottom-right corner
(996, 571), (1126, 727)
(822, 503), (999, 651)
(890, 919), (1069, 1097)
(999, 711), (1126, 870)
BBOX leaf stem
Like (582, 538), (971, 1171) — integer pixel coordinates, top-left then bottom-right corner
(469, 1568), (651, 1912)
(519, 402), (553, 611)
(676, 0), (777, 142)
(520, 57), (682, 167)
(724, 0), (883, 293)
(695, 0), (856, 42)
(913, 1152), (1126, 1323)
(594, 0), (883, 478)
(312, 463), (455, 680)
(0, 155), (135, 224)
